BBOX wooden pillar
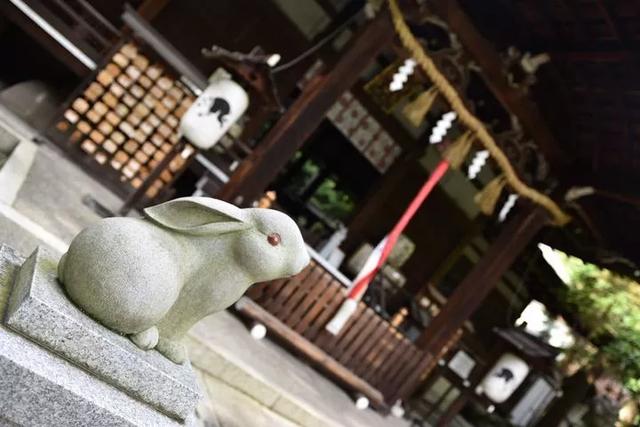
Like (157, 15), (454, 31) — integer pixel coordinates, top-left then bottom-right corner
(217, 11), (394, 205)
(137, 0), (172, 21)
(415, 205), (547, 351)
(397, 205), (548, 403)
(536, 370), (591, 426)
(436, 392), (470, 427)
(435, 340), (505, 426)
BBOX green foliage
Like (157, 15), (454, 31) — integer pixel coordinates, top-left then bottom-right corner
(285, 158), (321, 195)
(309, 178), (355, 221)
(556, 252), (640, 395)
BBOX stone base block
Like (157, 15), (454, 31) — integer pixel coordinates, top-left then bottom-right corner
(0, 245), (201, 425)
(0, 318), (188, 426)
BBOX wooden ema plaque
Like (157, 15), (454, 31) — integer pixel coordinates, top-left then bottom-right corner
(50, 42), (195, 200)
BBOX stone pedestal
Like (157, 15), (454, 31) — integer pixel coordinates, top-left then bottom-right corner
(0, 244), (202, 426)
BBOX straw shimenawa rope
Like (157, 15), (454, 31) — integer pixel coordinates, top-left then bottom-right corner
(387, 0), (571, 225)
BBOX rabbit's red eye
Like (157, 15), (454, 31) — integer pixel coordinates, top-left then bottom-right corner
(267, 233), (281, 246)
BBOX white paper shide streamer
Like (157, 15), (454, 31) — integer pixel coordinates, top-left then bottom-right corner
(498, 194), (519, 222)
(429, 111), (456, 144)
(467, 150), (490, 180)
(389, 59), (416, 92)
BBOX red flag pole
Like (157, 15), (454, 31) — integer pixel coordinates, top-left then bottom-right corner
(347, 159), (450, 299)
(326, 159), (451, 334)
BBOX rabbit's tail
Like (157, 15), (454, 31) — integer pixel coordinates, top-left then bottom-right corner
(57, 252), (67, 283)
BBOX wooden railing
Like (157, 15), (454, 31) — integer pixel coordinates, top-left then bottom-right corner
(239, 259), (445, 408)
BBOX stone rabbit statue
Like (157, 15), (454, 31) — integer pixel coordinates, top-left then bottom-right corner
(57, 197), (310, 363)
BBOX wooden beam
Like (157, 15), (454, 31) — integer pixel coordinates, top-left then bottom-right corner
(593, 0), (623, 42)
(595, 190), (640, 210)
(315, 0), (339, 18)
(217, 11), (394, 204)
(0, 1), (91, 76)
(234, 296), (387, 409)
(415, 205), (547, 353)
(136, 0), (172, 21)
(429, 0), (569, 172)
(552, 50), (634, 62)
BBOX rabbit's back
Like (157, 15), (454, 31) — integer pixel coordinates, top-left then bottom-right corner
(59, 217), (182, 334)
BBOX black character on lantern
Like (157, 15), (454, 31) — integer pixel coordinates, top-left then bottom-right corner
(495, 368), (514, 383)
(196, 96), (231, 127)
(208, 97), (231, 126)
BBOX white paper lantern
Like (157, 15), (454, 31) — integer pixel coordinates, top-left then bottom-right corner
(179, 79), (249, 149)
(480, 353), (530, 403)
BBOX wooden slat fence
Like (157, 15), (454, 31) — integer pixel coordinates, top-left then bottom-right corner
(241, 259), (449, 408)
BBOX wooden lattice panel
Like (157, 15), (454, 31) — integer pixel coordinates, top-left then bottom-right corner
(244, 260), (430, 403)
(52, 42), (195, 199)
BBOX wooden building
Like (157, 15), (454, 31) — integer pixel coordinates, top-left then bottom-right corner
(1, 1), (639, 425)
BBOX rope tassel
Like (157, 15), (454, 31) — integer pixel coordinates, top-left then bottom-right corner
(475, 175), (507, 215)
(402, 86), (438, 127)
(443, 131), (474, 170)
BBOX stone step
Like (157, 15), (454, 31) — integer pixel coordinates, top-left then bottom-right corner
(194, 372), (299, 427)
(187, 333), (331, 427)
(0, 139), (37, 205)
(186, 312), (410, 427)
(0, 121), (19, 155)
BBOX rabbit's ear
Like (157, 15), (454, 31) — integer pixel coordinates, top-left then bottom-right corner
(144, 197), (251, 235)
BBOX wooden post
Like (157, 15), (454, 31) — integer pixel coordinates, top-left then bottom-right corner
(435, 340), (505, 426)
(217, 11), (394, 205)
(416, 206), (547, 351)
(136, 0), (173, 21)
(536, 370), (590, 426)
(396, 205), (548, 402)
(436, 392), (470, 427)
